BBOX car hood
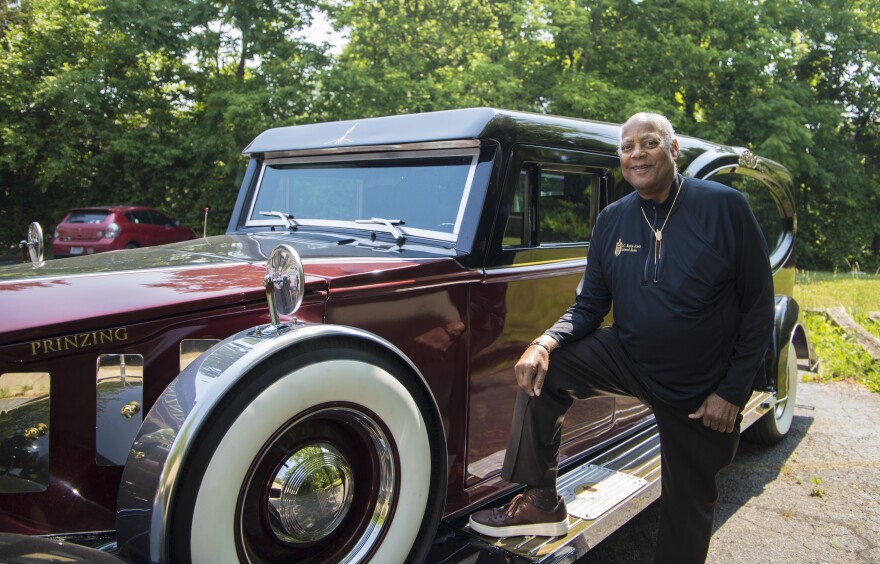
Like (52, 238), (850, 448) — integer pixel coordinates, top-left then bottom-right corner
(0, 232), (459, 345)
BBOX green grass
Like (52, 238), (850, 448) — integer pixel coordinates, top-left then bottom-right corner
(853, 311), (880, 340)
(794, 270), (880, 393)
(794, 270), (880, 310)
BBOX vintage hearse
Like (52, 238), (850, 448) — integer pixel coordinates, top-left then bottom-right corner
(0, 108), (815, 562)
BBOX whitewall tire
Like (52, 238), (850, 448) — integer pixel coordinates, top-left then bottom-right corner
(744, 340), (798, 445)
(167, 342), (442, 563)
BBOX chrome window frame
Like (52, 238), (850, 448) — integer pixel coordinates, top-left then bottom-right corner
(245, 148), (482, 244)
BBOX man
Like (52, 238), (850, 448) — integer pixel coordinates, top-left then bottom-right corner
(469, 112), (774, 563)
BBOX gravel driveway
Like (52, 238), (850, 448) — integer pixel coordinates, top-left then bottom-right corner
(579, 380), (880, 563)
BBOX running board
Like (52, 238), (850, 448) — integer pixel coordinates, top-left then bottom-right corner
(432, 391), (773, 563)
(448, 424), (661, 562)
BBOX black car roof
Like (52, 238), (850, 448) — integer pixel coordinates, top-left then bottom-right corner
(239, 108), (794, 204)
(242, 108), (630, 156)
(240, 108), (755, 173)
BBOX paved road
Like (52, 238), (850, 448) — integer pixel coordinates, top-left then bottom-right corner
(579, 380), (880, 563)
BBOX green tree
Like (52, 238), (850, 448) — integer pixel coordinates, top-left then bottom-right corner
(166, 0), (327, 233)
(1, 0), (876, 270)
(540, 0), (878, 270)
(0, 0), (186, 252)
(772, 0), (880, 271)
(0, 0), (326, 252)
(320, 0), (553, 118)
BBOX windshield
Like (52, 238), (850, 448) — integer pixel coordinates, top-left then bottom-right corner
(246, 149), (479, 242)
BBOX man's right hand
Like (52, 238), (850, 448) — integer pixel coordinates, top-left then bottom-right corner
(515, 338), (556, 396)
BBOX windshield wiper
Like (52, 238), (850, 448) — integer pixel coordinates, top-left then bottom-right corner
(355, 217), (406, 245)
(260, 211), (298, 231)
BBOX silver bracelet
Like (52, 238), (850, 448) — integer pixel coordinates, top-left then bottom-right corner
(529, 341), (551, 354)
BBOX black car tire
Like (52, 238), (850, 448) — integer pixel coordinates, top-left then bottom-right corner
(744, 339), (798, 445)
(124, 242), (139, 249)
(167, 338), (445, 563)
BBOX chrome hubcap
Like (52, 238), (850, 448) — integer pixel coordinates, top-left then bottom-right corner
(269, 442), (354, 543)
(243, 407), (397, 562)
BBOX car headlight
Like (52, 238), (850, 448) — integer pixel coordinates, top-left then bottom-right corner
(101, 223), (120, 239)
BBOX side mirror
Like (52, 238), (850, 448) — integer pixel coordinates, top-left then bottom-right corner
(258, 245), (305, 335)
(19, 222), (45, 267)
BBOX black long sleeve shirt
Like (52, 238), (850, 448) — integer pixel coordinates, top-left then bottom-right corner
(545, 175), (775, 411)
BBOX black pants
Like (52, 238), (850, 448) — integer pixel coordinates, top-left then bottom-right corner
(501, 327), (740, 564)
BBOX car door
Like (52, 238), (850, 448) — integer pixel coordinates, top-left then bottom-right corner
(466, 145), (630, 485)
(148, 210), (183, 245)
(123, 210), (152, 247)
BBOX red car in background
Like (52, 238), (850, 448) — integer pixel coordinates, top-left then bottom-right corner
(51, 206), (196, 258)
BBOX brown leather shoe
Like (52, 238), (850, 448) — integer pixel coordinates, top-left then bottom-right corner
(468, 490), (569, 538)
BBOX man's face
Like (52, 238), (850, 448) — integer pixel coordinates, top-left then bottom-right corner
(619, 119), (679, 202)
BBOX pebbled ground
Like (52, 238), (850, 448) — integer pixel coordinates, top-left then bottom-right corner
(579, 380), (880, 563)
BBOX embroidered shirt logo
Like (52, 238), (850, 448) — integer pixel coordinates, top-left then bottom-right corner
(614, 238), (641, 256)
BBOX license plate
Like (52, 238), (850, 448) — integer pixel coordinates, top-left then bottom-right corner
(71, 247), (83, 255)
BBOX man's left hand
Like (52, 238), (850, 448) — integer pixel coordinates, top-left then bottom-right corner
(688, 392), (739, 433)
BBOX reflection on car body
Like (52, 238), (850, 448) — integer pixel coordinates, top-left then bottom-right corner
(0, 108), (816, 562)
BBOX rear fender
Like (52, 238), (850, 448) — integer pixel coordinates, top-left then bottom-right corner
(767, 296), (816, 391)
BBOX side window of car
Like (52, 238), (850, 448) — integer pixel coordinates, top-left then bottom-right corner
(602, 169), (631, 208)
(127, 211), (151, 225)
(538, 170), (594, 244)
(502, 169), (530, 247)
(149, 211), (174, 226)
(503, 166), (599, 247)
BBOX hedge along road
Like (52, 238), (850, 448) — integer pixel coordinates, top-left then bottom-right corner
(579, 380), (880, 563)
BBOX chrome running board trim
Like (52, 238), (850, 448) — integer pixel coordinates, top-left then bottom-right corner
(443, 392), (772, 562)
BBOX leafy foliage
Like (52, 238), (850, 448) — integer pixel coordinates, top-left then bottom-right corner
(0, 0), (877, 270)
(795, 271), (880, 392)
(802, 311), (880, 392)
(0, 0), (325, 249)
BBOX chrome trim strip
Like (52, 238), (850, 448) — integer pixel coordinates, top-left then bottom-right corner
(0, 256), (450, 286)
(263, 147), (481, 166)
(452, 154), (479, 236)
(0, 261), (256, 286)
(741, 390), (773, 429)
(485, 258), (587, 280)
(245, 149), (481, 244)
(252, 140), (481, 160)
(300, 256), (444, 264)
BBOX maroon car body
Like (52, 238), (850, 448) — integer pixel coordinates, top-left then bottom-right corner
(0, 109), (814, 562)
(51, 206), (196, 258)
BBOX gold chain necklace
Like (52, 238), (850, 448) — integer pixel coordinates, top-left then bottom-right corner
(640, 174), (683, 264)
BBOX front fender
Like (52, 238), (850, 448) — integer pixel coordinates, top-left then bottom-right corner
(115, 322), (442, 563)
